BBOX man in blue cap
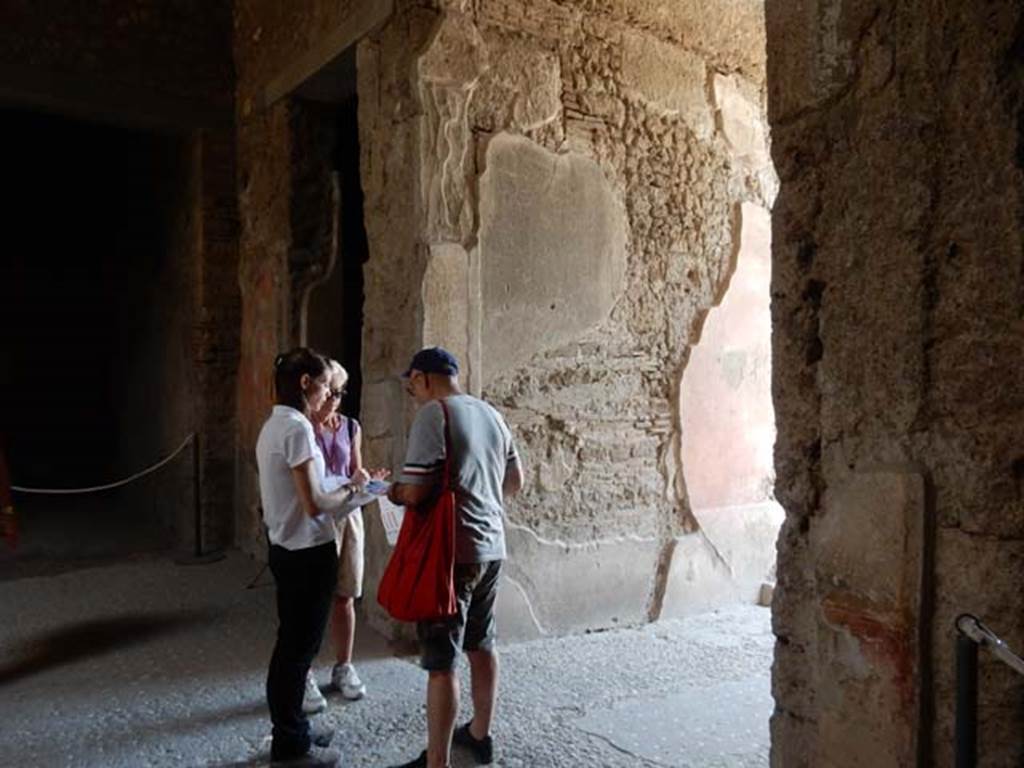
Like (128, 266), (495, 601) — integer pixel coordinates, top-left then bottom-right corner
(388, 347), (523, 768)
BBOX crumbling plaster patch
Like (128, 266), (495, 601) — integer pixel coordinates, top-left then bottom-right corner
(471, 30), (562, 136)
(672, 200), (780, 613)
(660, 510), (782, 619)
(478, 133), (628, 384)
(681, 202), (774, 512)
(498, 522), (662, 638)
(420, 4), (773, 632)
(422, 242), (471, 378)
(419, 9), (488, 244)
(714, 73), (771, 172)
(809, 470), (925, 767)
(620, 30), (712, 137)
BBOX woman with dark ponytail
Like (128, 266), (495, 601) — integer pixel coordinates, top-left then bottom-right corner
(256, 348), (361, 766)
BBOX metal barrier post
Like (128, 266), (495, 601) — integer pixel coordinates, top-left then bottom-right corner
(955, 625), (978, 768)
(176, 432), (224, 566)
(194, 431), (204, 555)
(10, 431), (224, 564)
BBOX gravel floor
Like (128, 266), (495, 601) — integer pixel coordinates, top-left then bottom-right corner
(0, 552), (773, 767)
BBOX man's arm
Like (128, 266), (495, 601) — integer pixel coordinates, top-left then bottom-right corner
(387, 479), (436, 508)
(388, 401), (445, 509)
(503, 456), (524, 498)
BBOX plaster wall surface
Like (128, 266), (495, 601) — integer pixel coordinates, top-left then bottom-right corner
(766, 0), (1024, 764)
(682, 202), (775, 512)
(671, 201), (781, 614)
(369, 1), (773, 634)
(232, 0), (778, 638)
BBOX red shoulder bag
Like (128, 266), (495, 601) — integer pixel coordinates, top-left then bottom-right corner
(377, 400), (457, 622)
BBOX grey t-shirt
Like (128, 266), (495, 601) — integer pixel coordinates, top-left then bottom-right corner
(398, 394), (518, 563)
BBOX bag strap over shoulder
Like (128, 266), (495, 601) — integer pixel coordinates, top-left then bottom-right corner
(346, 416), (357, 476)
(438, 399), (454, 491)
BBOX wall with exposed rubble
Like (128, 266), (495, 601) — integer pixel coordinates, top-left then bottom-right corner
(766, 0), (1024, 764)
(232, 0), (777, 638)
(351, 0), (779, 638)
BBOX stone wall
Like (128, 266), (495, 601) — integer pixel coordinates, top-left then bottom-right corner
(767, 0), (1024, 765)
(194, 129), (242, 551)
(0, 0), (232, 129)
(232, 0), (416, 551)
(232, 0), (777, 637)
(351, 0), (776, 638)
(1, 1), (238, 554)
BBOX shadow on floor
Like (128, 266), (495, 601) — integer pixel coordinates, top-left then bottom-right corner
(0, 549), (170, 582)
(0, 609), (214, 686)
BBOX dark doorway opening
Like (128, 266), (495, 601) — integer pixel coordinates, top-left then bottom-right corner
(304, 54), (368, 422)
(0, 108), (196, 568)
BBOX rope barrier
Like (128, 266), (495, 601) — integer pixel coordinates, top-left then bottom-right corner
(10, 433), (196, 495)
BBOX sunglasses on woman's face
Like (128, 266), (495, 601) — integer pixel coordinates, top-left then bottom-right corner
(329, 388), (347, 400)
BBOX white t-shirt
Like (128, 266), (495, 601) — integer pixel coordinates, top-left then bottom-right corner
(256, 405), (335, 550)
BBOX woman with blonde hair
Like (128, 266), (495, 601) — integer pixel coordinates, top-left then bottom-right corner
(302, 359), (385, 713)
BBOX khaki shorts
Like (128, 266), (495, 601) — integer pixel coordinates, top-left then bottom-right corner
(334, 511), (365, 598)
(417, 560), (501, 672)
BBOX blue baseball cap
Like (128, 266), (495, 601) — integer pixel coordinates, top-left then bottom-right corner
(402, 346), (460, 377)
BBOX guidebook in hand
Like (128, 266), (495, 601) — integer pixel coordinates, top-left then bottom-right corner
(348, 479), (389, 507)
(323, 476), (390, 496)
(346, 481), (389, 512)
(328, 478), (392, 520)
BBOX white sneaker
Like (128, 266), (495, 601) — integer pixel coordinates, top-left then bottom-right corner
(302, 670), (327, 714)
(330, 662), (366, 700)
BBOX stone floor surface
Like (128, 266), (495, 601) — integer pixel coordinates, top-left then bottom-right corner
(0, 552), (773, 767)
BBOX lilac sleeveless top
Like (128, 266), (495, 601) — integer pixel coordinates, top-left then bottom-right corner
(315, 417), (358, 481)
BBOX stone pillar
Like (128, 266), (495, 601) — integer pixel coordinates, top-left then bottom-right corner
(193, 128), (241, 551)
(355, 4), (444, 636)
(766, 0), (1024, 764)
(233, 101), (296, 553)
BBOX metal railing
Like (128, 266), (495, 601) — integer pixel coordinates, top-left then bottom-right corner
(955, 614), (1024, 768)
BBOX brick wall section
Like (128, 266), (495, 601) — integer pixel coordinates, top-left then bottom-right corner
(2, 1), (238, 552)
(195, 129), (241, 550)
(0, 0), (232, 118)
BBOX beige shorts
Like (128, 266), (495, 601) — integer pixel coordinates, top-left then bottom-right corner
(334, 510), (365, 598)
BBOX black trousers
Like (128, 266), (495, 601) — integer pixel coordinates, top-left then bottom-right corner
(266, 540), (337, 759)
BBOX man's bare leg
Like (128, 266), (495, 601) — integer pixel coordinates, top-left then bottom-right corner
(330, 596), (355, 665)
(426, 669), (458, 768)
(466, 648), (498, 738)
